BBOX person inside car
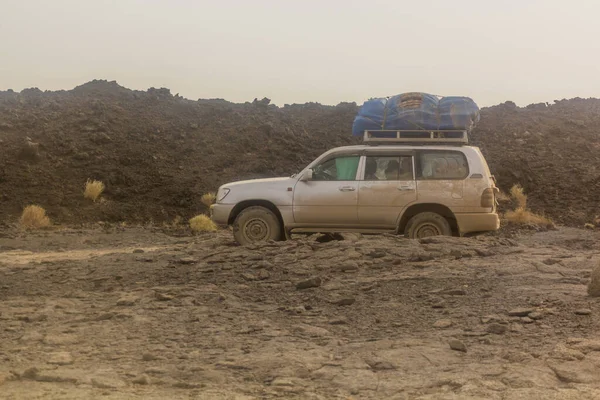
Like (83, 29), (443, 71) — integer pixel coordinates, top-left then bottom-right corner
(385, 159), (399, 180)
(365, 158), (379, 180)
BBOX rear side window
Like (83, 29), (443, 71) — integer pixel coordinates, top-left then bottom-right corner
(364, 156), (414, 181)
(416, 151), (468, 180)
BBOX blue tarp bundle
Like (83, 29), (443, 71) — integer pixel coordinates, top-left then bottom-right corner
(352, 92), (480, 136)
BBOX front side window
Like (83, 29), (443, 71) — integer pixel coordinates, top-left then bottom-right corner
(312, 155), (360, 181)
(364, 156), (413, 181)
(417, 151), (468, 180)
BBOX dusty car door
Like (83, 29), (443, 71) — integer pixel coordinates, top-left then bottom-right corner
(358, 154), (417, 228)
(415, 150), (467, 208)
(293, 155), (360, 226)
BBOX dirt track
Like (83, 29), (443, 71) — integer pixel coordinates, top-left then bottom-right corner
(1, 227), (600, 399)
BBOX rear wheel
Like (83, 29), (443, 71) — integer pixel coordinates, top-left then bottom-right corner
(405, 212), (452, 239)
(233, 206), (282, 245)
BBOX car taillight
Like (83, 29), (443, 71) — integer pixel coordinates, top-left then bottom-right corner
(481, 188), (495, 208)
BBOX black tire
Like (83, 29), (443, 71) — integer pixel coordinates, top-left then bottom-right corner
(405, 212), (452, 239)
(233, 206), (282, 245)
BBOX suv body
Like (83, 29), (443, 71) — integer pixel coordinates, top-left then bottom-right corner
(211, 134), (499, 245)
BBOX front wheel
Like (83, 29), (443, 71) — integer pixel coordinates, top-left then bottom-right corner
(233, 206), (282, 245)
(405, 212), (452, 239)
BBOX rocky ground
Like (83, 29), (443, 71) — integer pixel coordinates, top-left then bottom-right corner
(1, 226), (600, 399)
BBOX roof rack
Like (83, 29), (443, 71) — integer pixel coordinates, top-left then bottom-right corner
(363, 130), (468, 145)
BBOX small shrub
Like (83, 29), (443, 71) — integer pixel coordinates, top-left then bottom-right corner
(189, 214), (217, 233)
(505, 208), (553, 226)
(84, 179), (105, 202)
(504, 184), (553, 227)
(509, 185), (527, 209)
(20, 205), (51, 230)
(201, 192), (216, 208)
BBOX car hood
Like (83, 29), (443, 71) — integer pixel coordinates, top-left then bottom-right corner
(222, 177), (293, 188)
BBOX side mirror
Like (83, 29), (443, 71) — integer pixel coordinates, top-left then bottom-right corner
(300, 169), (313, 182)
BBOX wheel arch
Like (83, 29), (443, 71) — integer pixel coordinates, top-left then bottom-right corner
(397, 203), (458, 235)
(228, 200), (285, 229)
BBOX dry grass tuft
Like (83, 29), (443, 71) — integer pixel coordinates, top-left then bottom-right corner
(201, 192), (216, 208)
(20, 205), (51, 230)
(505, 208), (553, 226)
(84, 179), (105, 202)
(504, 184), (553, 227)
(189, 214), (217, 233)
(509, 185), (527, 209)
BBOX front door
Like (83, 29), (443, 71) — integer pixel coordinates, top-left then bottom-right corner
(358, 155), (417, 227)
(293, 155), (360, 225)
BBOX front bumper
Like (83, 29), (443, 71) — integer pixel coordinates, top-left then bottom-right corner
(456, 212), (500, 235)
(210, 203), (235, 226)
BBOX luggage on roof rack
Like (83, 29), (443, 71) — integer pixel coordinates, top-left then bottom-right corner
(363, 130), (468, 145)
(352, 93), (480, 136)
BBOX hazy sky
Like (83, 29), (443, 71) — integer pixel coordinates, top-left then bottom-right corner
(2, 0), (599, 107)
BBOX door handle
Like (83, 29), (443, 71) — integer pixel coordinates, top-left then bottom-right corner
(339, 186), (356, 192)
(398, 185), (414, 191)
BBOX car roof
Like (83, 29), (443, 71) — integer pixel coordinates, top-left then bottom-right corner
(327, 144), (478, 153)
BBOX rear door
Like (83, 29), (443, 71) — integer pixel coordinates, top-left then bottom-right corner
(358, 153), (417, 228)
(415, 150), (468, 208)
(293, 154), (361, 226)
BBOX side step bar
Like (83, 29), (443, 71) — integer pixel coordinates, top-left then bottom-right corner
(289, 228), (396, 234)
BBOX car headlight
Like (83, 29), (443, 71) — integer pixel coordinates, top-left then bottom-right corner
(217, 188), (230, 203)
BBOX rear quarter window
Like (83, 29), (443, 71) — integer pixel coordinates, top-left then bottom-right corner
(416, 150), (469, 180)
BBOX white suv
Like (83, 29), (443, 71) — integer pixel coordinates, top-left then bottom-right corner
(211, 131), (500, 245)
